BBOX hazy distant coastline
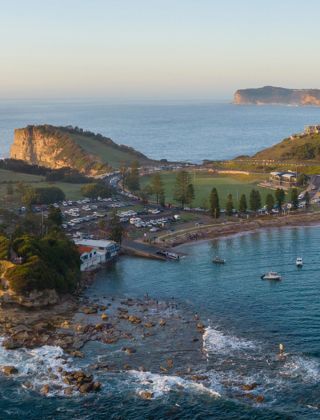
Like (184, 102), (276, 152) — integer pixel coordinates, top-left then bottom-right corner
(234, 86), (320, 106)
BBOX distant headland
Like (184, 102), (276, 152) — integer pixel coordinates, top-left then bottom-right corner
(234, 86), (320, 106)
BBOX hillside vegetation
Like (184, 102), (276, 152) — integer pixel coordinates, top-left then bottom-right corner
(253, 133), (320, 161)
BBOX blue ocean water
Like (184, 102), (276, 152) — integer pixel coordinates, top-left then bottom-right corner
(2, 101), (320, 418)
(1, 226), (320, 419)
(1, 100), (320, 162)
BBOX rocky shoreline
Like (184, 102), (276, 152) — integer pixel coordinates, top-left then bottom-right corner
(0, 279), (213, 398)
(161, 212), (320, 248)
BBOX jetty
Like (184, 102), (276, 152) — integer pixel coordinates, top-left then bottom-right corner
(121, 239), (167, 261)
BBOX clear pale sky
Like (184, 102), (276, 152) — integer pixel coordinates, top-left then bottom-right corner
(1, 0), (319, 100)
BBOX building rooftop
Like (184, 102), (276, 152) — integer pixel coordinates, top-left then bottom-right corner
(75, 239), (116, 248)
(77, 245), (94, 255)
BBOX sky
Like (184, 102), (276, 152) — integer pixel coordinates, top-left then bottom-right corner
(1, 0), (320, 100)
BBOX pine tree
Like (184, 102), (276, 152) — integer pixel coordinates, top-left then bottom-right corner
(226, 193), (234, 216)
(265, 193), (275, 212)
(151, 173), (164, 204)
(275, 188), (285, 209)
(210, 187), (220, 218)
(239, 194), (247, 213)
(125, 160), (140, 191)
(109, 210), (124, 244)
(173, 171), (191, 207)
(290, 188), (299, 209)
(249, 189), (261, 211)
(186, 184), (195, 206)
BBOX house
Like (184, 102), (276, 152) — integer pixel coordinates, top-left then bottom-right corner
(269, 171), (297, 188)
(75, 239), (119, 271)
(77, 245), (102, 272)
(304, 125), (320, 135)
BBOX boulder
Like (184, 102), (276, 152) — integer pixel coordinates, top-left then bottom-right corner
(81, 307), (98, 314)
(159, 319), (166, 326)
(1, 365), (18, 375)
(241, 383), (258, 391)
(139, 391), (154, 400)
(101, 313), (108, 321)
(40, 384), (50, 395)
(128, 315), (141, 324)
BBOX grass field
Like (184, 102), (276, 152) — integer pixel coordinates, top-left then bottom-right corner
(0, 169), (86, 208)
(141, 172), (276, 209)
(70, 133), (151, 168)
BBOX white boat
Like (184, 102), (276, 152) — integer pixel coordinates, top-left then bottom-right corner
(261, 272), (282, 281)
(212, 256), (226, 264)
(296, 257), (303, 267)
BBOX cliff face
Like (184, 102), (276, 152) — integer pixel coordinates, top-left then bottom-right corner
(234, 86), (320, 106)
(10, 125), (151, 175)
(10, 126), (79, 170)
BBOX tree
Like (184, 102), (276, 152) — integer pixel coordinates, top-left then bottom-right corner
(151, 173), (164, 204)
(125, 160), (140, 191)
(275, 188), (285, 209)
(47, 206), (63, 227)
(297, 173), (309, 187)
(81, 183), (112, 199)
(159, 191), (166, 207)
(239, 194), (247, 213)
(173, 171), (192, 207)
(186, 184), (195, 206)
(265, 193), (275, 212)
(290, 188), (299, 210)
(249, 189), (262, 212)
(109, 210), (124, 244)
(305, 191), (310, 208)
(226, 193), (234, 216)
(209, 187), (220, 218)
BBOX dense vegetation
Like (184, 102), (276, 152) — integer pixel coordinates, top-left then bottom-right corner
(21, 185), (66, 206)
(6, 231), (80, 294)
(0, 159), (91, 183)
(81, 182), (113, 199)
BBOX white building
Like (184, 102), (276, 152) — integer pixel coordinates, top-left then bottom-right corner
(75, 239), (119, 271)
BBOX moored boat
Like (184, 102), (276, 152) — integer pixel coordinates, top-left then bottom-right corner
(212, 256), (226, 264)
(261, 272), (282, 281)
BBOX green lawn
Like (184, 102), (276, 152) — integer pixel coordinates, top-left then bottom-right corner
(0, 169), (86, 208)
(70, 134), (151, 168)
(141, 172), (275, 209)
(0, 169), (44, 183)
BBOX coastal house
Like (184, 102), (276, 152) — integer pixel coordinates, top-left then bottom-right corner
(304, 125), (320, 135)
(269, 171), (297, 188)
(77, 245), (102, 272)
(75, 239), (119, 271)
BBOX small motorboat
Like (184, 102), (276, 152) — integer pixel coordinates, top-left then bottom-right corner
(296, 257), (303, 268)
(261, 272), (282, 281)
(212, 256), (226, 264)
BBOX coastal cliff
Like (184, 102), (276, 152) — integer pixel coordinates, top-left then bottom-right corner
(234, 86), (320, 106)
(10, 125), (152, 176)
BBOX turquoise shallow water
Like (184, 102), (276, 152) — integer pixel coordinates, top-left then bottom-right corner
(1, 226), (320, 419)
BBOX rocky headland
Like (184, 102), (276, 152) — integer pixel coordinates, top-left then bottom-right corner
(234, 86), (320, 106)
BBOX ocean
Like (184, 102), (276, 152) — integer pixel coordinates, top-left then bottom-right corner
(1, 101), (320, 419)
(1, 100), (320, 162)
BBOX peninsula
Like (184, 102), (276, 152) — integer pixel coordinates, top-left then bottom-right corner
(234, 86), (320, 106)
(10, 125), (154, 176)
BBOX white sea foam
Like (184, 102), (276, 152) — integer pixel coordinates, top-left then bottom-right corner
(129, 370), (221, 399)
(203, 326), (256, 355)
(0, 338), (75, 396)
(280, 355), (320, 383)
